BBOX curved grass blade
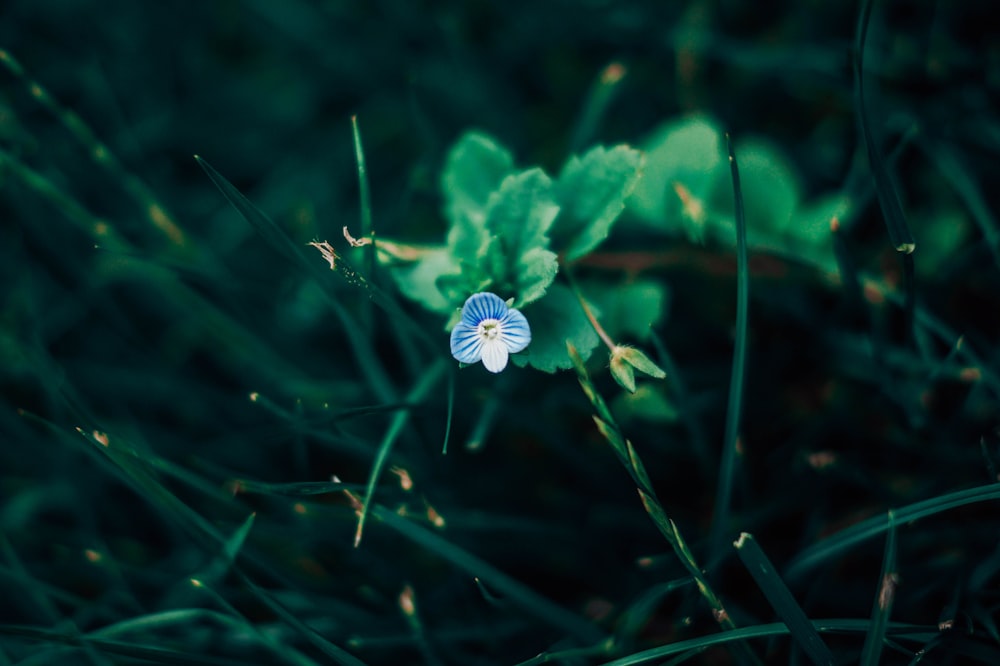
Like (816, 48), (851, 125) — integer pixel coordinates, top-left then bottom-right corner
(0, 624), (267, 666)
(442, 365), (454, 454)
(196, 513), (256, 584)
(195, 155), (398, 402)
(235, 572), (369, 666)
(919, 138), (1000, 271)
(2, 148), (330, 390)
(514, 642), (611, 666)
(786, 483), (1000, 581)
(600, 619), (936, 666)
(397, 585), (443, 666)
(370, 504), (606, 645)
(355, 358), (446, 547)
(614, 578), (693, 648)
(569, 61), (628, 153)
(88, 609), (245, 639)
(351, 116), (376, 283)
(191, 578), (321, 666)
(854, 0), (915, 254)
(0, 49), (189, 249)
(196, 156), (319, 270)
(230, 478), (364, 497)
(859, 510), (898, 666)
(734, 533), (834, 666)
(710, 133), (750, 559)
(197, 156), (437, 351)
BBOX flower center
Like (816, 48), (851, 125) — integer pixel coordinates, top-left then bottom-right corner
(478, 319), (501, 340)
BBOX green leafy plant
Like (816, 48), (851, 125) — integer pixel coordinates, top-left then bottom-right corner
(370, 130), (668, 379)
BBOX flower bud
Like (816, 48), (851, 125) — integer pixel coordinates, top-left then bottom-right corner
(610, 345), (666, 393)
(610, 350), (637, 393)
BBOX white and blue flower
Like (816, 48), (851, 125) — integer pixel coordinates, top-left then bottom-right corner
(450, 292), (531, 373)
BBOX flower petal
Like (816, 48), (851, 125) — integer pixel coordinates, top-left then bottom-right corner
(499, 307), (531, 353)
(480, 339), (509, 373)
(450, 321), (484, 363)
(461, 292), (507, 325)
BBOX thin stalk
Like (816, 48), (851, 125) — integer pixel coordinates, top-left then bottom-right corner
(355, 358), (446, 547)
(710, 133), (750, 559)
(351, 115), (376, 333)
(564, 267), (616, 351)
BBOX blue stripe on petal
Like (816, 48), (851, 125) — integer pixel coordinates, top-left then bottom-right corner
(480, 339), (509, 373)
(450, 322), (484, 363)
(462, 292), (506, 325)
(499, 308), (531, 353)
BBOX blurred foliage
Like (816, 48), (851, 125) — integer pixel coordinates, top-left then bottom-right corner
(2, 0), (1000, 664)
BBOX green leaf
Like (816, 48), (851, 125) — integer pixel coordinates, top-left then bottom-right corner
(733, 533), (835, 666)
(511, 284), (600, 372)
(552, 145), (643, 260)
(516, 246), (559, 306)
(388, 248), (459, 313)
(629, 116), (725, 241)
(443, 132), (514, 264)
(582, 279), (668, 342)
(785, 194), (847, 274)
(480, 168), (561, 305)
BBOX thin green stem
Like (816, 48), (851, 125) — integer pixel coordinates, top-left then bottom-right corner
(710, 133), (750, 559)
(564, 267), (617, 352)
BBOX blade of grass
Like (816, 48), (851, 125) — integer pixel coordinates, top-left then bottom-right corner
(859, 510), (898, 666)
(70, 428), (233, 554)
(397, 585), (443, 666)
(196, 512), (256, 584)
(0, 536), (110, 666)
(191, 578), (320, 666)
(859, 274), (1000, 399)
(0, 147), (128, 250)
(464, 376), (505, 452)
(2, 149), (323, 391)
(88, 609), (245, 639)
(918, 138), (1000, 272)
(195, 155), (439, 360)
(0, 533), (61, 623)
(648, 330), (711, 474)
(230, 478), (364, 497)
(0, 625), (268, 666)
(902, 252), (916, 349)
(785, 483), (1000, 581)
(195, 155), (398, 402)
(830, 217), (864, 312)
(614, 578), (694, 646)
(569, 61), (628, 153)
(601, 619), (937, 666)
(351, 116), (376, 286)
(515, 642), (612, 666)
(710, 132), (750, 559)
(370, 503), (606, 645)
(0, 49), (189, 250)
(853, 0), (916, 254)
(442, 365), (454, 454)
(234, 572), (369, 666)
(733, 533), (834, 666)
(355, 357), (446, 547)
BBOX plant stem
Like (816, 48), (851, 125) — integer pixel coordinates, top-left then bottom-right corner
(564, 267), (617, 352)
